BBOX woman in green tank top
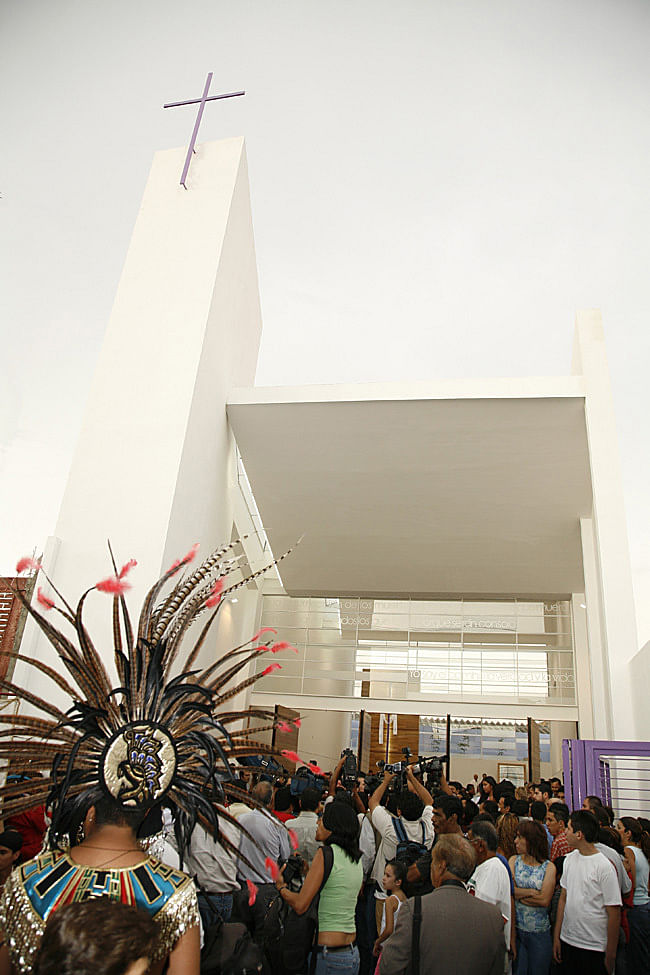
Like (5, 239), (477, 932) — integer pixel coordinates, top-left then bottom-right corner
(275, 800), (363, 974)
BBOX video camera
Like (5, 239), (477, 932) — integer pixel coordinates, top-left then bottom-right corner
(377, 747), (412, 792)
(411, 754), (448, 792)
(340, 748), (358, 789)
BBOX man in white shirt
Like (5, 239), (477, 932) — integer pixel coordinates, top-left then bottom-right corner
(237, 781), (292, 936)
(468, 820), (513, 973)
(553, 810), (621, 975)
(369, 766), (434, 931)
(284, 786), (322, 865)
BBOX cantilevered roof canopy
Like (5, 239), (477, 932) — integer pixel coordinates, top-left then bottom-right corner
(227, 378), (593, 598)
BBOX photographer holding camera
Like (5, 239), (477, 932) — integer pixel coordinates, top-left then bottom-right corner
(369, 766), (434, 929)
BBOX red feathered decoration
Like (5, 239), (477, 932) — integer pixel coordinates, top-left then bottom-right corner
(269, 641), (298, 654)
(36, 588), (54, 611)
(288, 829), (299, 852)
(16, 556), (41, 574)
(281, 750), (302, 764)
(119, 559), (137, 579)
(262, 663), (282, 677)
(96, 575), (131, 596)
(251, 626), (277, 642)
(247, 879), (258, 906)
(293, 718), (302, 728)
(276, 721), (293, 734)
(307, 762), (323, 775)
(168, 542), (200, 573)
(205, 578), (224, 609)
(265, 857), (280, 882)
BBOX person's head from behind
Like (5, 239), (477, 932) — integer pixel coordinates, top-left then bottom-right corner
(274, 786), (292, 812)
(397, 789), (424, 822)
(512, 798), (530, 819)
(252, 780), (273, 808)
(568, 810), (599, 847)
(432, 795), (463, 834)
(299, 787), (321, 813)
(0, 830), (22, 879)
(481, 799), (499, 821)
(530, 800), (547, 824)
(33, 898), (157, 975)
(317, 800), (361, 862)
(497, 812), (519, 859)
(382, 858), (407, 894)
(515, 820), (548, 864)
(599, 826), (624, 856)
(430, 835), (476, 887)
(545, 802), (569, 836)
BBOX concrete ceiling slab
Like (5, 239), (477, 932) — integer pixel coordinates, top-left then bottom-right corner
(227, 382), (592, 598)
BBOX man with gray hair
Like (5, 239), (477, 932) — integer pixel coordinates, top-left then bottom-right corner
(379, 835), (505, 974)
(237, 780), (291, 936)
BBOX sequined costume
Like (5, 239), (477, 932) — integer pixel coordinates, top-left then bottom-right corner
(0, 850), (199, 974)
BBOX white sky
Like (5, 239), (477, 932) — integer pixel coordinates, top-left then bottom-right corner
(2, 0), (649, 642)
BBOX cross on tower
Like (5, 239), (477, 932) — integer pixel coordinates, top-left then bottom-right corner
(163, 73), (245, 189)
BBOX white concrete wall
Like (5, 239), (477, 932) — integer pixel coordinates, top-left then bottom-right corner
(296, 709), (352, 773)
(572, 311), (639, 739)
(18, 137), (263, 702)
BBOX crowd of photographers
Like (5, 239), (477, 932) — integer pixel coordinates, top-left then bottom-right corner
(218, 752), (650, 975)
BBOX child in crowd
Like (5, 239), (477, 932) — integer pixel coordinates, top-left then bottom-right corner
(373, 859), (407, 970)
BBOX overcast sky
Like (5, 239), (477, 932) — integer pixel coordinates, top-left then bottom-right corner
(2, 0), (649, 642)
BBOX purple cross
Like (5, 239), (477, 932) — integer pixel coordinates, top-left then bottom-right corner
(164, 73), (245, 189)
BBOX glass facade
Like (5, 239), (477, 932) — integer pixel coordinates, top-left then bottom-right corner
(256, 595), (575, 707)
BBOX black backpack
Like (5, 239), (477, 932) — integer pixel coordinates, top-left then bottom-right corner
(261, 845), (334, 975)
(392, 817), (427, 866)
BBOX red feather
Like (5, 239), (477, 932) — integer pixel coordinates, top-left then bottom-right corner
(246, 879), (258, 906)
(265, 857), (280, 881)
(288, 829), (299, 852)
(269, 641), (298, 654)
(293, 719), (302, 728)
(281, 750), (302, 764)
(16, 556), (41, 574)
(276, 721), (293, 734)
(36, 588), (54, 610)
(251, 626), (277, 642)
(205, 578), (224, 609)
(96, 575), (131, 595)
(307, 763), (323, 775)
(119, 559), (137, 579)
(262, 663), (282, 677)
(168, 542), (199, 573)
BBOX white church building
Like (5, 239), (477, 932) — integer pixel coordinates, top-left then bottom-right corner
(16, 137), (648, 780)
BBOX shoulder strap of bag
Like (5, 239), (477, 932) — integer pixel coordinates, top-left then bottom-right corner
(410, 895), (422, 975)
(420, 822), (426, 845)
(308, 844), (335, 975)
(392, 816), (407, 843)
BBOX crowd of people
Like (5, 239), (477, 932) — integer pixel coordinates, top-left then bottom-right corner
(1, 761), (649, 975)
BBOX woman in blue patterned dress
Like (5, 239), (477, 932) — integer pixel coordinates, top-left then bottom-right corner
(509, 820), (556, 975)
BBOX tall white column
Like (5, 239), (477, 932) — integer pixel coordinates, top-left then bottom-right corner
(18, 137), (262, 701)
(573, 311), (638, 739)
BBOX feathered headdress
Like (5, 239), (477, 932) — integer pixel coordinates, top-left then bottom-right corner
(0, 540), (312, 860)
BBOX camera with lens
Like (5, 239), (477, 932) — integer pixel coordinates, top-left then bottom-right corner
(412, 754), (448, 792)
(377, 747), (412, 792)
(340, 748), (358, 789)
(282, 853), (306, 889)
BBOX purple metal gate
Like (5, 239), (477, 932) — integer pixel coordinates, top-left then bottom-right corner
(563, 739), (650, 816)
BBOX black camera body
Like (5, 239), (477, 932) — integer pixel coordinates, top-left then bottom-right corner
(377, 747), (412, 792)
(412, 754), (448, 792)
(340, 748), (358, 789)
(282, 853), (306, 889)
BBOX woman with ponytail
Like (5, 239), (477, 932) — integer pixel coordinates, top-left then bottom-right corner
(275, 800), (363, 974)
(616, 816), (650, 972)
